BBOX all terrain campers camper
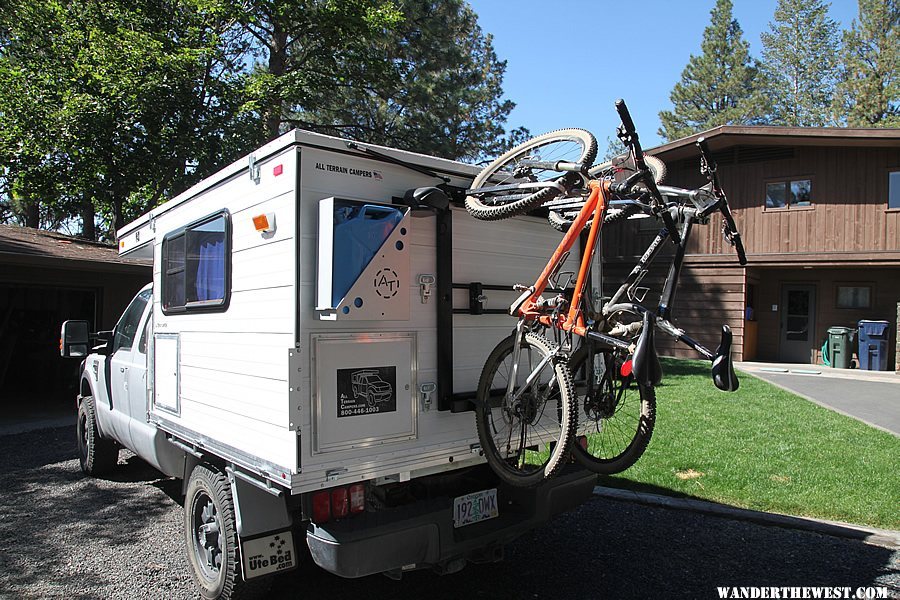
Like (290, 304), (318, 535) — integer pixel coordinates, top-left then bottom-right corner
(60, 130), (600, 599)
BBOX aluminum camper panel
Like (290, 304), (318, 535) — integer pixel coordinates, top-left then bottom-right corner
(148, 146), (300, 475)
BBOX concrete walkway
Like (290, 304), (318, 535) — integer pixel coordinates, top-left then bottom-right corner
(736, 361), (900, 436)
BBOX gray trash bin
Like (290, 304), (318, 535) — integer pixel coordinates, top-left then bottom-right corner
(857, 320), (890, 371)
(827, 326), (855, 369)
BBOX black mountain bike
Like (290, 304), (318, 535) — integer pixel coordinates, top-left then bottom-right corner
(464, 100), (746, 485)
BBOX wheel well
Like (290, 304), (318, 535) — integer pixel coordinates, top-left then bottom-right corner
(80, 377), (92, 398)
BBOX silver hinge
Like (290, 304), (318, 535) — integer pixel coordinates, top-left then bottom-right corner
(248, 154), (261, 184)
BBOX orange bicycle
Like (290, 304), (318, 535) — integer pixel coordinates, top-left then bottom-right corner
(465, 100), (745, 487)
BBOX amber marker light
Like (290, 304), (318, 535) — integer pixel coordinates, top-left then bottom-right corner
(252, 213), (276, 233)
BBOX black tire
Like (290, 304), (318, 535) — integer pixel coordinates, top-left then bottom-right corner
(547, 154), (666, 232)
(76, 396), (118, 475)
(568, 343), (656, 474)
(465, 129), (597, 221)
(475, 331), (576, 487)
(185, 464), (246, 600)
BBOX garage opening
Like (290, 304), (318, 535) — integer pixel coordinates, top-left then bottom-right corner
(0, 284), (99, 416)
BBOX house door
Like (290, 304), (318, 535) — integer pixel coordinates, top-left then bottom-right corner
(780, 285), (816, 363)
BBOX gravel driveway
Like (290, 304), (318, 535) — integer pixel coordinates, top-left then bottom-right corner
(1, 426), (897, 599)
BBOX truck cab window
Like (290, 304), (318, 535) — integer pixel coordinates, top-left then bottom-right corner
(113, 289), (151, 353)
(162, 213), (229, 313)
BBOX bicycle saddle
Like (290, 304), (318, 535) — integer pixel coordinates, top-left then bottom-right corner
(632, 311), (662, 388)
(711, 325), (740, 392)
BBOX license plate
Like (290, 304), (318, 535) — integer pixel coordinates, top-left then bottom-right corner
(453, 488), (499, 528)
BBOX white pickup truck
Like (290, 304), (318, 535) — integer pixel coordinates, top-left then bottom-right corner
(60, 130), (598, 600)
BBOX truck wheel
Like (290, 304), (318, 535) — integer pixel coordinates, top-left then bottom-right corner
(366, 391), (376, 407)
(185, 464), (246, 600)
(76, 396), (118, 475)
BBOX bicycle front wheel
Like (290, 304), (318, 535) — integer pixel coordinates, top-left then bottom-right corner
(465, 129), (597, 221)
(475, 331), (576, 487)
(569, 343), (656, 474)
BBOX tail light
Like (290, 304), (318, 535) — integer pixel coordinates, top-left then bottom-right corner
(311, 484), (366, 523)
(331, 487), (348, 519)
(311, 491), (330, 523)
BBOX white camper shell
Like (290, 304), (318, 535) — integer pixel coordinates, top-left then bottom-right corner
(67, 130), (598, 595)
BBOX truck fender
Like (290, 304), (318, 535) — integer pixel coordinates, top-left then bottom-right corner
(77, 375), (114, 441)
(228, 470), (292, 538)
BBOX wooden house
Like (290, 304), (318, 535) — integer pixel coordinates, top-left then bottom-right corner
(601, 126), (900, 368)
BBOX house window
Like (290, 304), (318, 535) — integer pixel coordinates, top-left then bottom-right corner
(765, 179), (812, 209)
(162, 212), (229, 313)
(836, 285), (871, 309)
(889, 171), (900, 210)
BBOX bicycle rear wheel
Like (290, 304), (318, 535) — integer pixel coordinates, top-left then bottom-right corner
(568, 343), (656, 474)
(475, 331), (576, 487)
(465, 129), (597, 221)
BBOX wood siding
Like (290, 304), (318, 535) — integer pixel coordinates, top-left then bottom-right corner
(601, 260), (747, 361)
(750, 267), (898, 368)
(603, 144), (900, 260)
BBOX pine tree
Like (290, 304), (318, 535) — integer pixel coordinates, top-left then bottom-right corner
(658, 0), (766, 142)
(760, 0), (842, 126)
(833, 0), (899, 127)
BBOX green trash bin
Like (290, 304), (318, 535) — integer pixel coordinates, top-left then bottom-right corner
(826, 326), (855, 369)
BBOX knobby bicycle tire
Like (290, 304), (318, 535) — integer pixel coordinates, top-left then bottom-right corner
(475, 331), (576, 487)
(568, 343), (656, 474)
(465, 129), (597, 221)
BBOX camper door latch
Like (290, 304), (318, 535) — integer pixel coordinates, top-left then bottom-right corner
(418, 274), (435, 303)
(325, 468), (348, 482)
(419, 382), (436, 412)
(248, 153), (261, 184)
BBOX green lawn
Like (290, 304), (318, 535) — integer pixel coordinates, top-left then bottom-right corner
(598, 358), (900, 530)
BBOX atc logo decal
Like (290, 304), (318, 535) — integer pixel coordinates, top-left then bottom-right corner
(374, 268), (400, 299)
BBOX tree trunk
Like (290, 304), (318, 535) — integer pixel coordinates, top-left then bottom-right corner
(265, 22), (289, 139)
(80, 197), (96, 240)
(24, 199), (39, 228)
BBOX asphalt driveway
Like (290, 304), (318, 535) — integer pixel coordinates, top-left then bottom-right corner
(737, 362), (900, 435)
(1, 425), (897, 599)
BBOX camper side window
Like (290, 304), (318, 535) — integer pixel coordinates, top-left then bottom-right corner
(162, 212), (229, 313)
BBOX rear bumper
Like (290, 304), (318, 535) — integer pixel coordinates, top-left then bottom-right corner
(305, 466), (597, 578)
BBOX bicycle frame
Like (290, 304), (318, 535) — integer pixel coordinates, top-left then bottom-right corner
(602, 209), (717, 361)
(516, 180), (610, 338)
(516, 184), (729, 366)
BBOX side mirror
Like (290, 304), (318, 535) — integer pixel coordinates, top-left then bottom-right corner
(60, 320), (90, 357)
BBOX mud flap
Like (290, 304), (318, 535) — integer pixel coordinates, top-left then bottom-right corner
(711, 325), (739, 392)
(632, 311), (662, 387)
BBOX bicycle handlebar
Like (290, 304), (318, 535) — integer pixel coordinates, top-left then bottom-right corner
(615, 99), (636, 136)
(695, 137), (747, 266)
(615, 99), (681, 244)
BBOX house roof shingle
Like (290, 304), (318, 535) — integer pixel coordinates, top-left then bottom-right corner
(0, 224), (151, 271)
(648, 125), (900, 161)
